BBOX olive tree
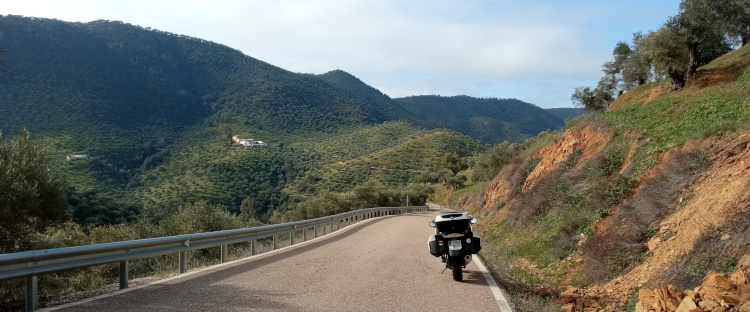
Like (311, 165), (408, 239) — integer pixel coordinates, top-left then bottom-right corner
(670, 0), (732, 80)
(714, 0), (750, 46)
(645, 27), (689, 91)
(622, 32), (653, 89)
(571, 76), (616, 113)
(0, 129), (71, 253)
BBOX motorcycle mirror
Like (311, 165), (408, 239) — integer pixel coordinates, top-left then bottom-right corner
(470, 218), (477, 224)
(429, 221), (436, 228)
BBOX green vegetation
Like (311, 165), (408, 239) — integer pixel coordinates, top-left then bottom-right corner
(572, 0), (745, 111)
(0, 129), (70, 254)
(0, 201), (262, 306)
(544, 107), (586, 121)
(395, 95), (567, 144)
(449, 23), (750, 312)
(469, 141), (521, 182)
(0, 15), (562, 231)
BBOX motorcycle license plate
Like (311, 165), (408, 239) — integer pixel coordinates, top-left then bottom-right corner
(448, 240), (462, 251)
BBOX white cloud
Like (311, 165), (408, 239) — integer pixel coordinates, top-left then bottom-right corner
(2, 0), (681, 108)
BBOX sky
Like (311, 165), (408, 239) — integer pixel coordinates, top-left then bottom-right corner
(2, 0), (681, 108)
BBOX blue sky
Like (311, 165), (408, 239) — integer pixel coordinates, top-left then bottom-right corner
(3, 0), (681, 108)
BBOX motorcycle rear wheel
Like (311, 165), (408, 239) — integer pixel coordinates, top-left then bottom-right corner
(451, 257), (463, 282)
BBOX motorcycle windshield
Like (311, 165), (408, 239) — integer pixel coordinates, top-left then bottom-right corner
(436, 220), (470, 234)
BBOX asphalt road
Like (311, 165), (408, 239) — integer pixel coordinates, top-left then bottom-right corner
(51, 205), (502, 312)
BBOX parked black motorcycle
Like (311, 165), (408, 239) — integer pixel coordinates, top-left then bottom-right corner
(428, 212), (481, 281)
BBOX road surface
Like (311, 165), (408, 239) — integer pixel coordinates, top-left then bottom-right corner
(50, 204), (506, 312)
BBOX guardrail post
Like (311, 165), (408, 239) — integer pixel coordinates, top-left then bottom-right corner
(314, 226), (318, 238)
(251, 239), (257, 256)
(119, 261), (129, 289)
(273, 235), (278, 250)
(303, 228), (307, 242)
(179, 251), (187, 273)
(25, 275), (37, 312)
(221, 244), (228, 263)
(290, 231), (295, 245)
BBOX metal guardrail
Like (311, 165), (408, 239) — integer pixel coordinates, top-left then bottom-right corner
(0, 205), (428, 311)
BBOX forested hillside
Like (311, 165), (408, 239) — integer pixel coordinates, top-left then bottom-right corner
(544, 107), (585, 121)
(395, 95), (567, 143)
(0, 15), (499, 227)
(312, 70), (417, 122)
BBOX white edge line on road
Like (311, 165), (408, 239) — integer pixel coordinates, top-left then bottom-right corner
(473, 254), (514, 312)
(40, 213), (411, 311)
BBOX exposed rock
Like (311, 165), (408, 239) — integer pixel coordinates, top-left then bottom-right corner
(635, 301), (648, 312)
(635, 267), (750, 312)
(731, 270), (750, 302)
(522, 127), (612, 192)
(698, 299), (719, 310)
(675, 296), (698, 312)
(562, 303), (575, 312)
(700, 273), (736, 302)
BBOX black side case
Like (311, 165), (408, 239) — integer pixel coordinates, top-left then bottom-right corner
(428, 235), (446, 257)
(464, 233), (482, 254)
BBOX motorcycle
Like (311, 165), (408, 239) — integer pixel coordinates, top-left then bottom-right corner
(428, 212), (481, 281)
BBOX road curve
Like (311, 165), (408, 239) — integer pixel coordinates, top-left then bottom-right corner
(51, 205), (502, 312)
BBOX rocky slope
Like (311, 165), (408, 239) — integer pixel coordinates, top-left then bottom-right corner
(454, 44), (750, 311)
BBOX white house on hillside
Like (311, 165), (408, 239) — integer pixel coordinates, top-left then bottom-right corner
(232, 135), (267, 148)
(66, 154), (88, 161)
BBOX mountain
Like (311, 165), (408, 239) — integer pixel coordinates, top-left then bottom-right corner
(310, 70), (569, 144)
(0, 15), (490, 220)
(545, 107), (585, 121)
(312, 70), (418, 122)
(394, 95), (566, 144)
(0, 16), (399, 138)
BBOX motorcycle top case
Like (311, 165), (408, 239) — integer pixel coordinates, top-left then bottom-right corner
(428, 235), (446, 257)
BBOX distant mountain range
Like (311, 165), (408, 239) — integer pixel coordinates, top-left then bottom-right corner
(394, 95), (572, 143)
(0, 15), (583, 218)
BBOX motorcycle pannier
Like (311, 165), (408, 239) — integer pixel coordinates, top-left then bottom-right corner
(428, 235), (445, 257)
(465, 235), (481, 254)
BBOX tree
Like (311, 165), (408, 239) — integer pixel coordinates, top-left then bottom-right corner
(622, 32), (653, 89)
(239, 196), (256, 220)
(0, 129), (71, 253)
(571, 77), (615, 113)
(434, 153), (466, 174)
(601, 41), (632, 97)
(471, 141), (520, 182)
(161, 201), (241, 235)
(445, 173), (467, 190)
(217, 123), (233, 145)
(669, 0), (728, 80)
(725, 0), (750, 45)
(645, 27), (689, 91)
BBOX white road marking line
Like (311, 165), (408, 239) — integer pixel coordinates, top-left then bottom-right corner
(473, 254), (514, 312)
